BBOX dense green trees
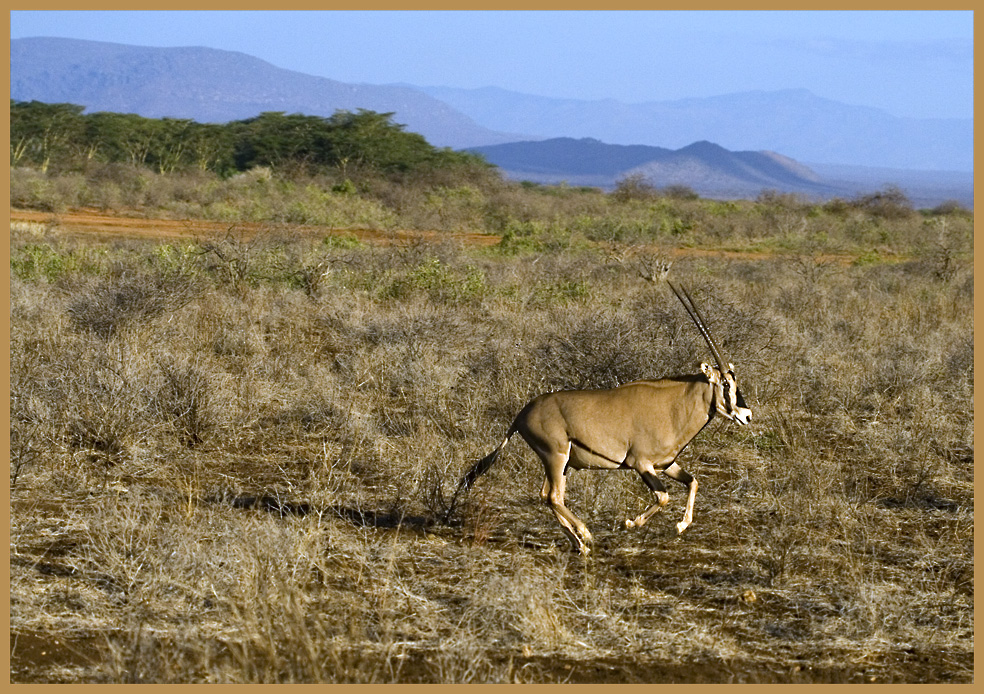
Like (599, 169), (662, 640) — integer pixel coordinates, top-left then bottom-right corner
(10, 100), (489, 178)
(10, 101), (86, 172)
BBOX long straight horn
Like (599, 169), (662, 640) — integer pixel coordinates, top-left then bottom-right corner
(667, 280), (728, 370)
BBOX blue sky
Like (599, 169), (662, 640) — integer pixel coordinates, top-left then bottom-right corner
(9, 10), (974, 120)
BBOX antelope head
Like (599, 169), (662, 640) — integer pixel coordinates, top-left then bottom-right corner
(668, 281), (752, 426)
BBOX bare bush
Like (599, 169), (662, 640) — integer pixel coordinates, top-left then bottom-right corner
(850, 185), (914, 219)
(67, 270), (200, 338)
(612, 173), (658, 203)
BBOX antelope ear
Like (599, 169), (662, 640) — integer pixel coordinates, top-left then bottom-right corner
(701, 362), (719, 382)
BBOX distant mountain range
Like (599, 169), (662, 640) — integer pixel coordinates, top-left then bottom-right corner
(468, 138), (972, 206)
(467, 138), (834, 198)
(416, 85), (973, 173)
(9, 37), (974, 206)
(9, 37), (521, 149)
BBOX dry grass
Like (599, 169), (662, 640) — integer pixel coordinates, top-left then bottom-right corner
(9, 220), (973, 683)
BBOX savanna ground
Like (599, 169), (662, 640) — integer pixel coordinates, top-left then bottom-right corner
(8, 170), (974, 683)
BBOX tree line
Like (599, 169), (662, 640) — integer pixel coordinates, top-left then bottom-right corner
(10, 100), (489, 177)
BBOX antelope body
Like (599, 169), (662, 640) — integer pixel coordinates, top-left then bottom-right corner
(448, 282), (751, 555)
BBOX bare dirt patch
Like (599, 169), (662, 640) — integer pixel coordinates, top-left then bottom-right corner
(9, 207), (867, 266)
(9, 207), (502, 247)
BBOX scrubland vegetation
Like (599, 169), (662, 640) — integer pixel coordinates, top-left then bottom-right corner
(9, 102), (974, 682)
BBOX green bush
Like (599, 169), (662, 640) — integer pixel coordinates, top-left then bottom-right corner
(10, 243), (108, 282)
(382, 257), (488, 304)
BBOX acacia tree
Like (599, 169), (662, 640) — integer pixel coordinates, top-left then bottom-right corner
(82, 112), (161, 168)
(10, 100), (85, 172)
(186, 122), (233, 173)
(324, 109), (438, 173)
(230, 109), (461, 175)
(231, 112), (324, 172)
(147, 118), (196, 174)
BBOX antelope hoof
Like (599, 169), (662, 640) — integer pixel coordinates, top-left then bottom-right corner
(625, 519), (636, 529)
(576, 530), (593, 555)
(676, 521), (689, 534)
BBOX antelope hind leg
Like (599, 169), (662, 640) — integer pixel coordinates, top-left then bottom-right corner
(541, 453), (593, 554)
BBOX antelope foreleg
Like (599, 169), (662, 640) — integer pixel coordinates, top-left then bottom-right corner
(664, 462), (698, 533)
(625, 470), (670, 529)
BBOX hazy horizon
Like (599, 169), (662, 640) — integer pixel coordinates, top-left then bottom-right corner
(9, 10), (974, 121)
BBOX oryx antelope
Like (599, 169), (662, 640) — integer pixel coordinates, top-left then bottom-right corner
(447, 281), (751, 555)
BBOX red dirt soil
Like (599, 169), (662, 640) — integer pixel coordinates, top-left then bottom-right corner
(10, 206), (864, 265)
(9, 207), (501, 246)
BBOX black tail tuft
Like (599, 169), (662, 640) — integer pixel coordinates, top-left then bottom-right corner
(443, 436), (509, 524)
